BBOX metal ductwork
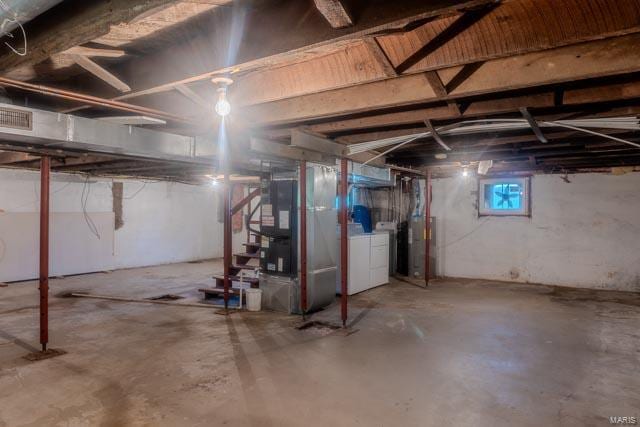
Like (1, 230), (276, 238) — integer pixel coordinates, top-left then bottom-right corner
(1, 0), (63, 33)
(0, 103), (217, 163)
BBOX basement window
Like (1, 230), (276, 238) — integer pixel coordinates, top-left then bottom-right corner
(478, 177), (530, 216)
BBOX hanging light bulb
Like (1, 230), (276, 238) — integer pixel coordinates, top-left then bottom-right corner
(211, 77), (234, 117)
(215, 87), (231, 117)
(462, 167), (469, 177)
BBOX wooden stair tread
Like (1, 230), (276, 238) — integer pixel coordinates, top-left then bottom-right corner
(231, 264), (259, 270)
(234, 252), (260, 259)
(212, 274), (259, 284)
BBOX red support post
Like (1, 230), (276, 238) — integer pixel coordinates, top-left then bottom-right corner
(39, 156), (50, 352)
(300, 161), (308, 316)
(221, 125), (231, 311)
(223, 175), (231, 309)
(424, 171), (432, 287)
(340, 158), (348, 327)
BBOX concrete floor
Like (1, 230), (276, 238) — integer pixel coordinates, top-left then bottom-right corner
(1, 260), (639, 427)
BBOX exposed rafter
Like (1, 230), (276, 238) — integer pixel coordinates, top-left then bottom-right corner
(71, 55), (131, 93)
(242, 33), (640, 125)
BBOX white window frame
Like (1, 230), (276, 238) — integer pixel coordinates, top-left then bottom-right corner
(478, 177), (531, 217)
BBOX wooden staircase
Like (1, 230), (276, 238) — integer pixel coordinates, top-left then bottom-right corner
(200, 232), (262, 302)
(199, 185), (262, 303)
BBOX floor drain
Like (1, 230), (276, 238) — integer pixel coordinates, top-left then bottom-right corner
(147, 294), (184, 301)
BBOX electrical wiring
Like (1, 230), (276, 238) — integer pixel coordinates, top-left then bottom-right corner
(0, 0), (27, 56)
(435, 217), (492, 250)
(81, 176), (101, 240)
(349, 117), (640, 163)
(7, 181), (73, 211)
(122, 182), (148, 200)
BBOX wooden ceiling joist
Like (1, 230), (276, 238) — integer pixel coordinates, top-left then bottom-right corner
(362, 38), (398, 78)
(71, 55), (131, 92)
(0, 151), (37, 164)
(55, 0), (503, 113)
(175, 84), (211, 111)
(242, 33), (640, 125)
(63, 46), (127, 58)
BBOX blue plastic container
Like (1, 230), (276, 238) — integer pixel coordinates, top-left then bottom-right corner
(352, 205), (372, 233)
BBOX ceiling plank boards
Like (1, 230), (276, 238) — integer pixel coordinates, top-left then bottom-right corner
(377, 0), (640, 74)
(52, 1), (506, 111)
(394, 2), (500, 74)
(241, 33), (640, 125)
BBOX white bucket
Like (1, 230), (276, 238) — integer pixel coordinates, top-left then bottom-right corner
(245, 289), (262, 312)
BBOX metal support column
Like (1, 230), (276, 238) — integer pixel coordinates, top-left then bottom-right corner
(340, 158), (348, 327)
(300, 160), (308, 316)
(39, 156), (50, 352)
(222, 128), (231, 311)
(424, 171), (432, 287)
(223, 174), (231, 310)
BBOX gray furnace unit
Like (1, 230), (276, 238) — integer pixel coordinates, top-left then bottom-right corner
(260, 164), (338, 313)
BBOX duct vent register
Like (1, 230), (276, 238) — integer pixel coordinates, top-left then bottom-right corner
(0, 107), (32, 131)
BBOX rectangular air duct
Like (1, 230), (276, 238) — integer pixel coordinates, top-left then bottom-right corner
(0, 103), (216, 163)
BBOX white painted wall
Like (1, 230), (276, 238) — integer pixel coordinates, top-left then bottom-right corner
(0, 168), (248, 282)
(431, 172), (640, 292)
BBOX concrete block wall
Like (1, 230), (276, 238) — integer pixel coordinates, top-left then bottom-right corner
(431, 172), (640, 292)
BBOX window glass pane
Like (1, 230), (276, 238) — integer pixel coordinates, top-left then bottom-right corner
(484, 182), (523, 211)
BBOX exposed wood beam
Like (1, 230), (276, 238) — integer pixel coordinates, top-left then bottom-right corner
(71, 55), (131, 93)
(250, 137), (328, 164)
(362, 38), (397, 78)
(63, 46), (126, 58)
(0, 0), (176, 72)
(445, 62), (484, 93)
(290, 129), (345, 157)
(175, 84), (211, 110)
(313, 0), (353, 28)
(0, 151), (37, 164)
(424, 71), (447, 98)
(223, 0), (640, 109)
(395, 2), (500, 74)
(424, 70), (461, 116)
(55, 0), (505, 112)
(241, 34), (640, 125)
(58, 0), (640, 119)
(262, 81), (640, 142)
